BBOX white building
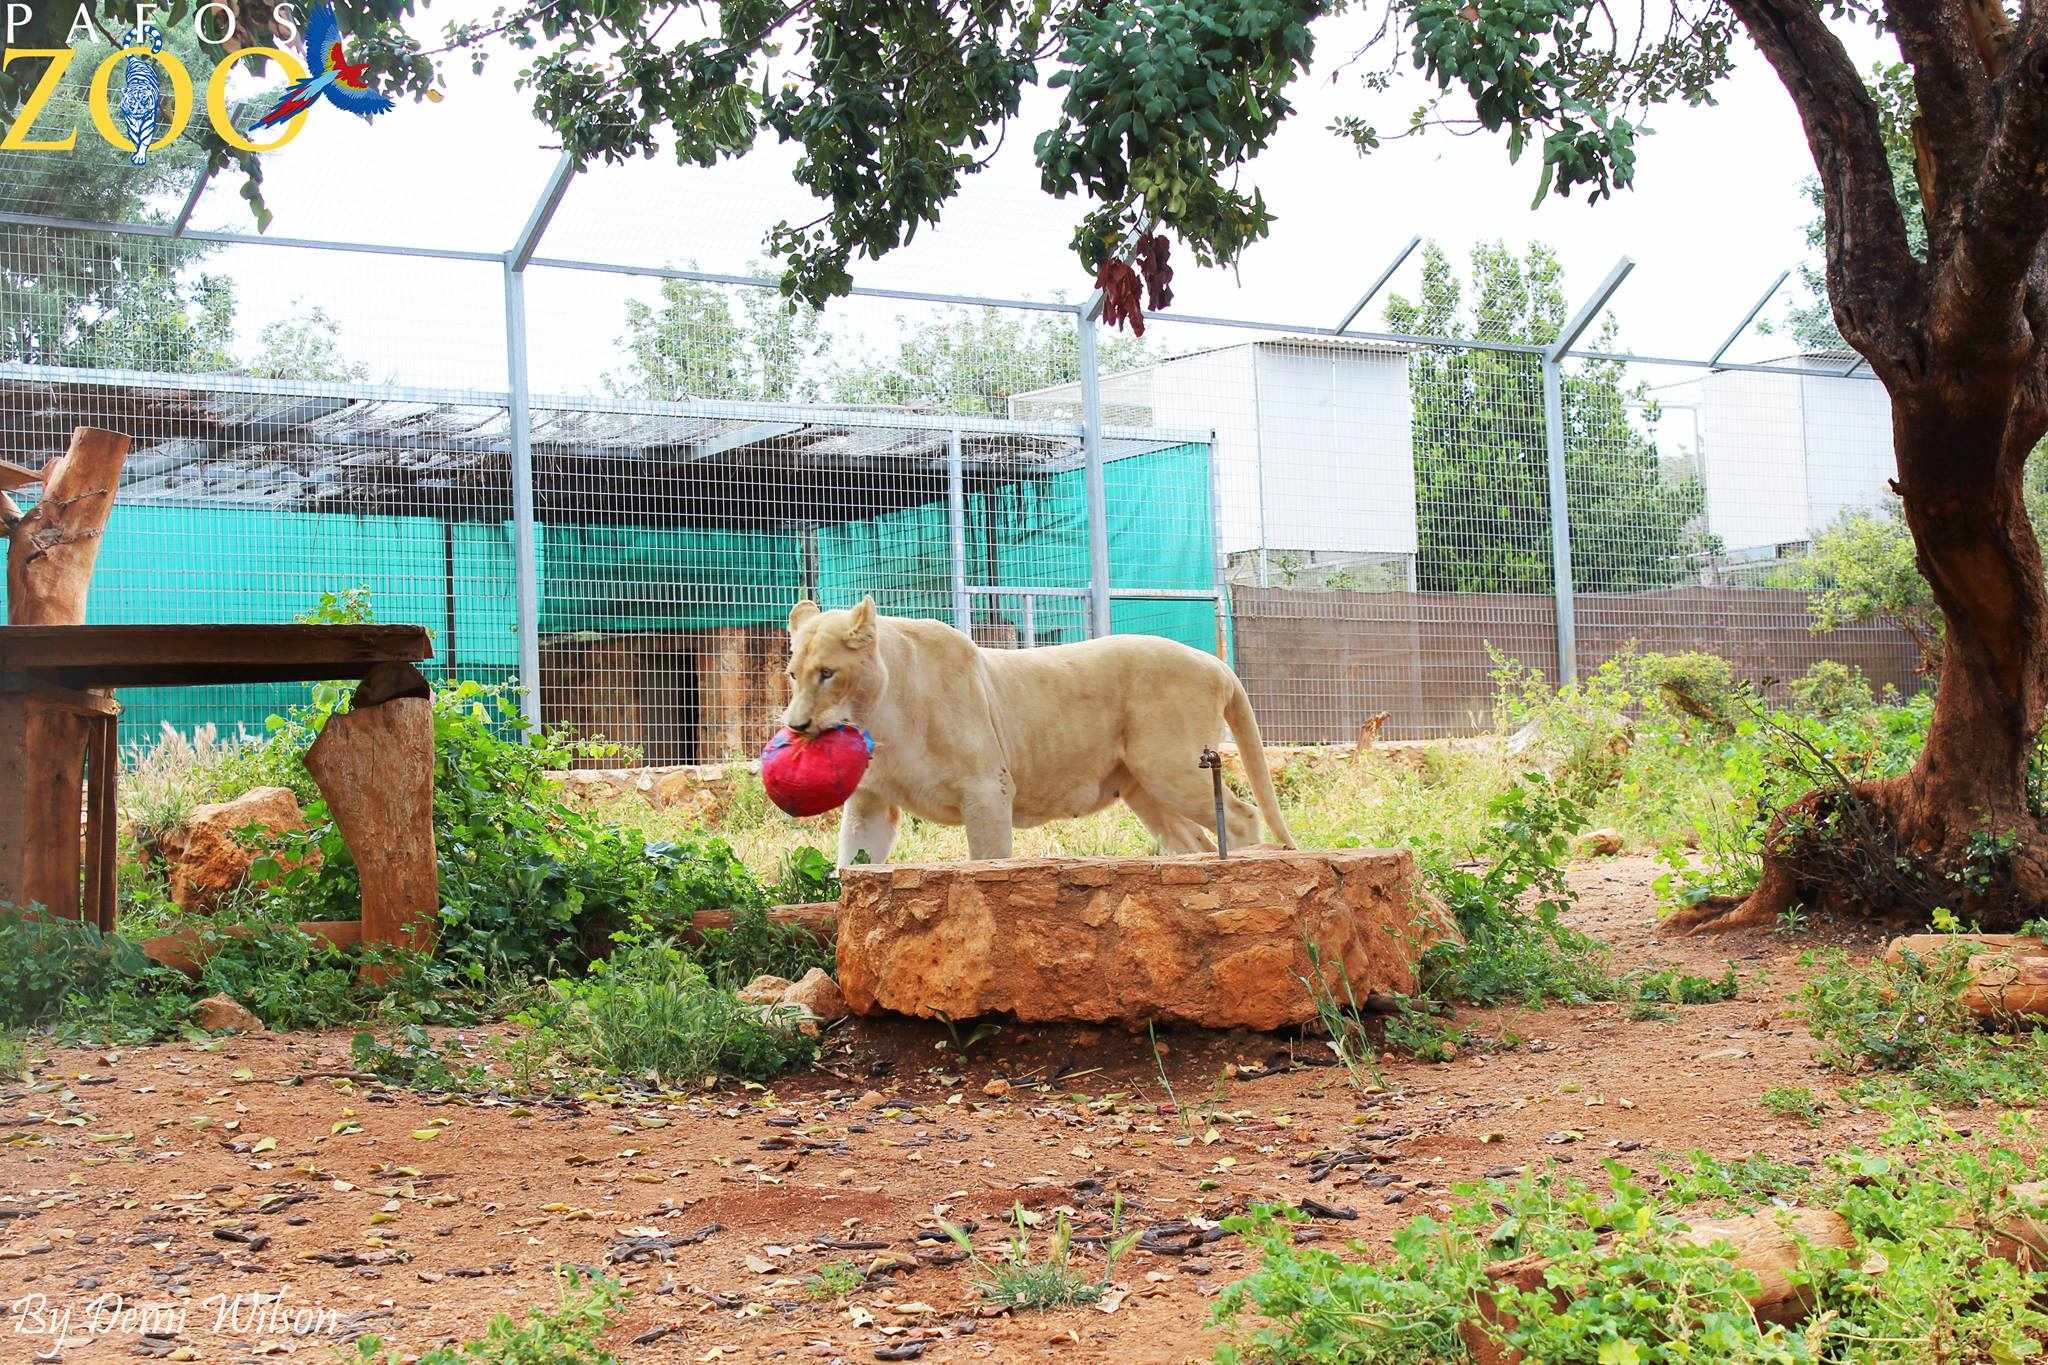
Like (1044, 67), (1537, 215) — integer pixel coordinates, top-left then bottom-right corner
(1700, 355), (1896, 555)
(1011, 337), (1418, 587)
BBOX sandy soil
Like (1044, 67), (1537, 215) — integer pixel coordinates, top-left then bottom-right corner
(0, 857), (1901, 1364)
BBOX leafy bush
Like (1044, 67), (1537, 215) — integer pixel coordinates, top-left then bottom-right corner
(1417, 775), (1617, 1007)
(508, 940), (816, 1088)
(0, 1029), (25, 1081)
(946, 1203), (1139, 1311)
(0, 907), (193, 1042)
(1212, 1119), (2048, 1365)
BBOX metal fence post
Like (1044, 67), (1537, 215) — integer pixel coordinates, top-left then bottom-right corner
(502, 264), (543, 731)
(501, 154), (578, 733)
(1076, 312), (1113, 637)
(1542, 256), (1636, 687)
(1539, 356), (1578, 687)
(946, 427), (971, 635)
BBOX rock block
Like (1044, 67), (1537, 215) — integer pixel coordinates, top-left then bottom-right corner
(155, 786), (317, 911)
(836, 848), (1448, 1030)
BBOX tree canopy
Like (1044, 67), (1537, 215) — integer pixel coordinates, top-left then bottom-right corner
(606, 279), (1143, 417)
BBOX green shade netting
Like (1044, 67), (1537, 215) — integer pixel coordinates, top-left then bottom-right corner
(0, 501), (520, 747)
(2, 441), (1220, 747)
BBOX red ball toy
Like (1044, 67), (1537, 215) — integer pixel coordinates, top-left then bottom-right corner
(760, 725), (873, 817)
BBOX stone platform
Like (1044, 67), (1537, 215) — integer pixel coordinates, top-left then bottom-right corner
(835, 848), (1448, 1031)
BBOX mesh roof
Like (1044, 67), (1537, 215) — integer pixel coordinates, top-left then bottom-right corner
(0, 372), (1197, 528)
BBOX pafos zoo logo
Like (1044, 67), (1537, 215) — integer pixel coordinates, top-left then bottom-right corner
(1, 1), (400, 163)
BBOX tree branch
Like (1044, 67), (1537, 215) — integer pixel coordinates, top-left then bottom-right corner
(1931, 15), (2048, 368)
(1722, 0), (1922, 372)
(1885, 0), (1999, 256)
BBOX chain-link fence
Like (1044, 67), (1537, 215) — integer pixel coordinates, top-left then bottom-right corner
(0, 153), (1921, 759)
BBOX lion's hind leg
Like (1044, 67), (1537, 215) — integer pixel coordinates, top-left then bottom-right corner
(1123, 785), (1214, 855)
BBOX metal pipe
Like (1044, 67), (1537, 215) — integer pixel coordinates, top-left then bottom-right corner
(1541, 356), (1578, 687)
(946, 428), (971, 635)
(1200, 748), (1227, 858)
(1021, 595), (1036, 649)
(1077, 314), (1113, 638)
(510, 154), (578, 272)
(1540, 257), (1635, 687)
(1335, 236), (1421, 333)
(526, 255), (1080, 316)
(1706, 269), (1790, 369)
(501, 263), (543, 732)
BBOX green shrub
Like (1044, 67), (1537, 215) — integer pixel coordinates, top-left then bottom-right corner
(946, 1203), (1139, 1311)
(1800, 946), (2048, 1104)
(0, 1029), (25, 1080)
(508, 940), (816, 1088)
(694, 899), (834, 989)
(354, 1269), (622, 1363)
(1760, 1085), (1822, 1125)
(0, 907), (195, 1042)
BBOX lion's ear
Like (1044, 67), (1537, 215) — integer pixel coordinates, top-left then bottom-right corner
(788, 600), (820, 634)
(845, 596), (877, 648)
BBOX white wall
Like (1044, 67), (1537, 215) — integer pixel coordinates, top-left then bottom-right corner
(1800, 371), (1896, 534)
(1250, 344), (1417, 558)
(1700, 365), (1896, 552)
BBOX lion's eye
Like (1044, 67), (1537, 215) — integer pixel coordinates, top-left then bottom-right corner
(818, 669), (835, 683)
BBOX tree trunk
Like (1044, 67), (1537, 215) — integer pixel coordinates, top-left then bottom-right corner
(1674, 387), (2048, 932)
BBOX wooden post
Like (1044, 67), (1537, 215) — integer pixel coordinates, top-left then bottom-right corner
(6, 426), (131, 626)
(303, 663), (440, 965)
(1, 427), (130, 923)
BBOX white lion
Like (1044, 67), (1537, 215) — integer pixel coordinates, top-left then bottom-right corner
(782, 598), (1296, 865)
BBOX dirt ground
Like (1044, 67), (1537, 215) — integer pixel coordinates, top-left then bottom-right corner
(0, 857), (1901, 1364)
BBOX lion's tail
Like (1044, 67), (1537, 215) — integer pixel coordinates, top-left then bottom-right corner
(1222, 675), (1297, 850)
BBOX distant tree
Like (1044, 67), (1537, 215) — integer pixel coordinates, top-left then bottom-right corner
(245, 308), (371, 382)
(0, 33), (242, 373)
(605, 269), (824, 402)
(1388, 242), (1710, 594)
(826, 308), (1144, 418)
(1774, 507), (1945, 674)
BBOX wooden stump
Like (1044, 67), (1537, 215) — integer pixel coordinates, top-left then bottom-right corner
(303, 664), (439, 963)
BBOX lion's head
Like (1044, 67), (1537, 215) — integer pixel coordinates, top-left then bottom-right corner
(784, 597), (886, 734)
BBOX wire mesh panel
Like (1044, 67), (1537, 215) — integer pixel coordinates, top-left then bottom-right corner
(0, 371), (521, 747)
(1567, 356), (1920, 693)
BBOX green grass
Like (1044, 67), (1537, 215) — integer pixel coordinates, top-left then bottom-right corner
(1800, 944), (2048, 1106)
(0, 1029), (24, 1081)
(1761, 1084), (1823, 1126)
(1213, 1115), (2048, 1365)
(807, 1259), (865, 1298)
(946, 1203), (1140, 1312)
(506, 940), (817, 1089)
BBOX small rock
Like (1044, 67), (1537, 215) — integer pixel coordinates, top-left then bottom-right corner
(738, 975), (793, 1005)
(1574, 828), (1624, 858)
(192, 995), (265, 1034)
(859, 1090), (886, 1106)
(778, 968), (847, 1023)
(982, 1079), (1010, 1098)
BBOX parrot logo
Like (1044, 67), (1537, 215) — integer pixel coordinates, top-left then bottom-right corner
(252, 4), (395, 132)
(115, 24), (165, 167)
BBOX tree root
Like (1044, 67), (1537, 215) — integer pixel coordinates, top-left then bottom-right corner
(1667, 779), (2048, 936)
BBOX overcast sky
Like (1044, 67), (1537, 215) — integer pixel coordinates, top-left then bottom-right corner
(173, 5), (1897, 396)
